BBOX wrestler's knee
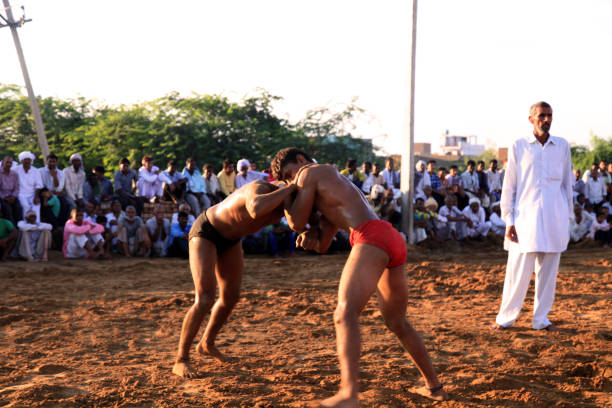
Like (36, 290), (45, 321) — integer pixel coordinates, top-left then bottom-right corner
(381, 310), (409, 334)
(194, 291), (215, 312)
(333, 302), (359, 327)
(219, 288), (240, 309)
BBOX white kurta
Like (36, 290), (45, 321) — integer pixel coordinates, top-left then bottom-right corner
(500, 135), (573, 253)
(137, 166), (163, 199)
(16, 165), (43, 221)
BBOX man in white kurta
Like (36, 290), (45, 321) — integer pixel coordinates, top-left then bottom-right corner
(16, 151), (43, 222)
(493, 102), (573, 331)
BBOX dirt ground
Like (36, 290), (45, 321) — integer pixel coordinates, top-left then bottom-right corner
(0, 243), (610, 408)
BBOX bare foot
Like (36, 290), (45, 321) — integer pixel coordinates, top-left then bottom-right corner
(196, 342), (228, 363)
(490, 323), (507, 330)
(543, 323), (561, 332)
(172, 359), (200, 379)
(319, 393), (359, 408)
(412, 385), (449, 401)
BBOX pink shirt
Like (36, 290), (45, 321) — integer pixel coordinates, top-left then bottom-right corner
(62, 219), (105, 257)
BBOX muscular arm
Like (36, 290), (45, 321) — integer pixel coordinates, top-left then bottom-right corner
(245, 182), (297, 219)
(284, 170), (317, 232)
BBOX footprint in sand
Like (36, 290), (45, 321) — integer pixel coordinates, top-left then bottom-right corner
(34, 364), (68, 375)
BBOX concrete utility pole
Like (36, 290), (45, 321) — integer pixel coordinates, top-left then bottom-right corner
(1, 0), (49, 158)
(400, 0), (418, 244)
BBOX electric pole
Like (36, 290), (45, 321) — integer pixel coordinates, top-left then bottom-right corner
(1, 0), (49, 159)
(400, 0), (417, 244)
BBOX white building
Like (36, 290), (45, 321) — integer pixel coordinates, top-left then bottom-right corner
(440, 131), (485, 156)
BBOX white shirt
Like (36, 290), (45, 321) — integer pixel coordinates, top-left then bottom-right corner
(461, 171), (479, 192)
(500, 135), (573, 253)
(40, 166), (66, 193)
(63, 166), (86, 200)
(381, 169), (400, 188)
(489, 212), (506, 235)
(235, 171), (264, 189)
(570, 212), (593, 241)
(462, 205), (486, 226)
(138, 166), (162, 198)
(202, 174), (222, 195)
(16, 165), (43, 196)
(584, 177), (606, 204)
(486, 169), (502, 191)
(588, 217), (610, 239)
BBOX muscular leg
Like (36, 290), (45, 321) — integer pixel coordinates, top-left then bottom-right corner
(197, 241), (243, 362)
(321, 243), (388, 408)
(173, 237), (217, 378)
(376, 266), (447, 401)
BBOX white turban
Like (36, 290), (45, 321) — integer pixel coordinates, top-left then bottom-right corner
(69, 153), (82, 162)
(237, 159), (250, 171)
(469, 197), (481, 205)
(415, 160), (425, 171)
(18, 151), (35, 162)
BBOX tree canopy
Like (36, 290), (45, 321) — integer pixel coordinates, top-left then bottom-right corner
(0, 84), (379, 174)
(570, 134), (612, 171)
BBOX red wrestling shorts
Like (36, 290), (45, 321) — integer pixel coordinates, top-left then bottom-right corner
(349, 219), (407, 268)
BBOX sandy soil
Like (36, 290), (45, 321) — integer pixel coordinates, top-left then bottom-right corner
(0, 244), (610, 408)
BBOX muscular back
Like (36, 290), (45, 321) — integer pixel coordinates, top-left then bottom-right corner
(291, 164), (377, 232)
(207, 180), (285, 240)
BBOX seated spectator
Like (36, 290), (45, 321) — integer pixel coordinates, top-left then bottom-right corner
(362, 162), (385, 195)
(202, 163), (224, 206)
(105, 200), (124, 249)
(340, 159), (366, 189)
(489, 202), (506, 237)
(242, 227), (267, 255)
(461, 198), (491, 239)
(146, 206), (171, 257)
(217, 159), (236, 198)
(438, 195), (466, 240)
(183, 157), (209, 216)
(0, 156), (22, 226)
(374, 188), (401, 229)
(40, 154), (67, 216)
(444, 165), (468, 209)
(599, 160), (611, 193)
(584, 203), (597, 229)
(95, 214), (113, 256)
(461, 160), (480, 200)
(414, 160), (425, 193)
(39, 188), (62, 228)
(570, 204), (593, 242)
(63, 153), (86, 211)
(235, 159), (265, 189)
(422, 160), (447, 207)
(16, 210), (52, 261)
(602, 194), (612, 213)
(160, 160), (187, 204)
(172, 203), (196, 225)
(113, 157), (143, 215)
(82, 173), (100, 205)
(167, 211), (191, 258)
(262, 219), (296, 257)
(413, 197), (434, 242)
(581, 163), (597, 183)
(84, 201), (98, 224)
(137, 155), (163, 203)
(0, 207), (18, 261)
(63, 208), (106, 259)
(93, 166), (114, 202)
(585, 170), (607, 210)
(381, 157), (400, 189)
(573, 169), (586, 200)
(116, 205), (151, 257)
(588, 211), (611, 248)
(16, 151), (43, 222)
(437, 167), (448, 187)
(361, 161), (372, 178)
(486, 159), (502, 202)
(424, 197), (448, 238)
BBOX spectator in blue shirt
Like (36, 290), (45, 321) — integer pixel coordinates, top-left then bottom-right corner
(167, 211), (191, 258)
(182, 158), (209, 216)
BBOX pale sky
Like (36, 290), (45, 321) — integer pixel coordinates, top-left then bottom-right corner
(2, 0), (611, 155)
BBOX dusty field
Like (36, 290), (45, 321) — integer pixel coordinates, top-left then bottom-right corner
(0, 244), (610, 408)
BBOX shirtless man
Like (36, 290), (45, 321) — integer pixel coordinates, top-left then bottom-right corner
(172, 179), (296, 378)
(271, 148), (447, 407)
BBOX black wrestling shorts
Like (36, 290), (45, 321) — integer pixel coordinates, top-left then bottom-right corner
(188, 211), (241, 254)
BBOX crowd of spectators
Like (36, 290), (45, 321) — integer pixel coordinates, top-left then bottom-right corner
(1, 151), (611, 263)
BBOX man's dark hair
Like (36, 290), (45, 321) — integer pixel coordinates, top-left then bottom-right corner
(178, 211), (189, 219)
(346, 159), (357, 168)
(490, 159), (498, 165)
(467, 160), (476, 167)
(477, 160), (485, 166)
(46, 153), (58, 161)
(271, 148), (313, 180)
(385, 157), (394, 163)
(168, 159), (177, 167)
(119, 157), (130, 165)
(363, 161), (372, 167)
(450, 165), (458, 170)
(427, 160), (436, 165)
(96, 215), (108, 225)
(186, 157), (195, 164)
(94, 165), (105, 173)
(438, 166), (447, 173)
(142, 155), (153, 163)
(40, 187), (49, 194)
(222, 159), (233, 167)
(203, 163), (213, 170)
